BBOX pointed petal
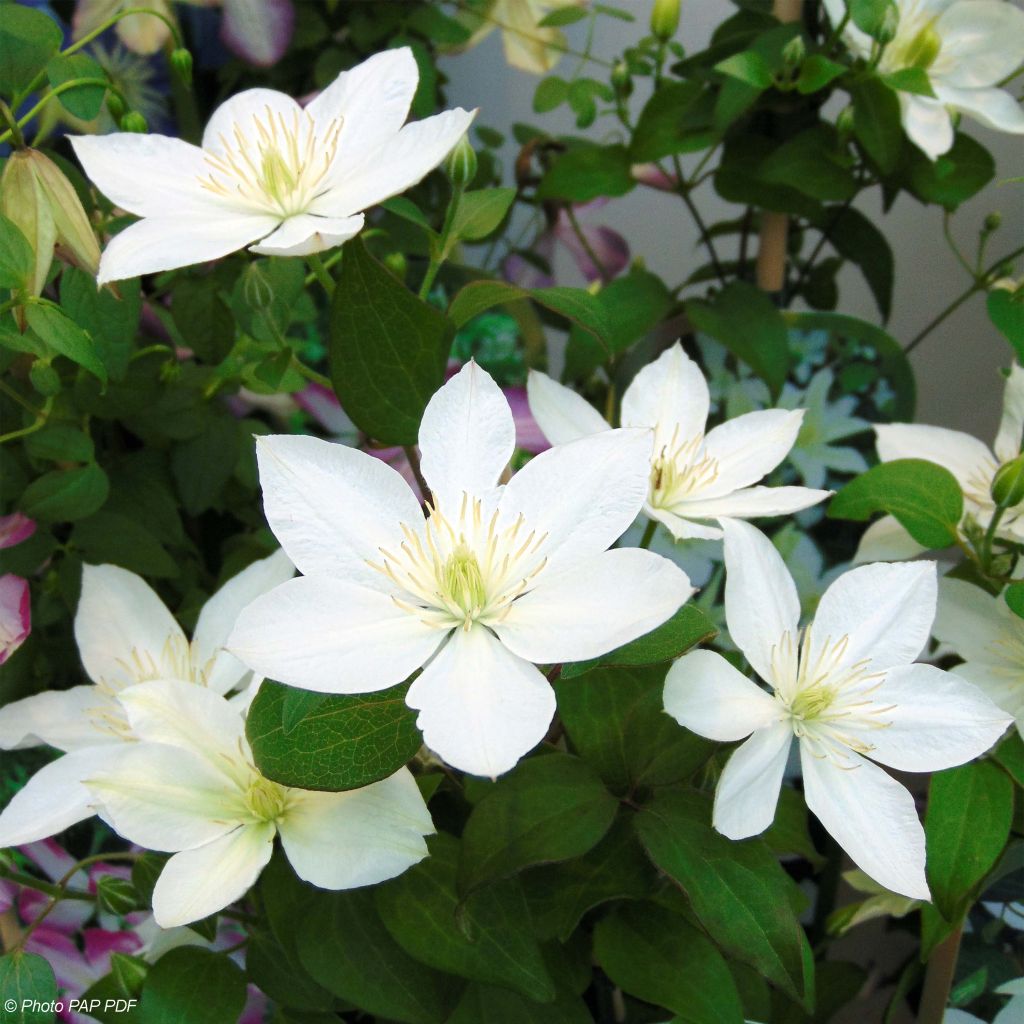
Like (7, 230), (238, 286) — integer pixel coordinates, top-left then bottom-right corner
(933, 2), (1024, 87)
(852, 515), (928, 563)
(228, 575), (443, 695)
(405, 627), (555, 777)
(279, 769), (432, 889)
(219, 0), (295, 66)
(249, 213), (365, 256)
(852, 663), (1011, 771)
(192, 549), (295, 695)
(994, 364), (1024, 463)
(721, 519), (800, 685)
(900, 94), (954, 160)
(933, 578), (1011, 665)
(934, 84), (1024, 135)
(664, 649), (782, 742)
(526, 370), (609, 446)
(713, 723), (792, 840)
(152, 823), (275, 928)
(498, 427), (652, 575)
(810, 560), (937, 672)
(875, 422), (995, 488)
(0, 685), (114, 752)
(646, 504), (724, 541)
(201, 88), (303, 154)
(306, 47), (418, 155)
(671, 485), (831, 521)
(494, 548), (692, 663)
(700, 410), (805, 498)
(418, 362), (515, 508)
(255, 434), (422, 589)
(801, 744), (929, 899)
(620, 343), (710, 446)
(74, 564), (186, 690)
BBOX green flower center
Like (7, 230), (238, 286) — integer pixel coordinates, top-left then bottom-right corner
(245, 776), (289, 823)
(903, 24), (942, 70)
(441, 543), (489, 621)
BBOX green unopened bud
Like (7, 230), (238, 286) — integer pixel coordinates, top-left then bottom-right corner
(383, 251), (407, 280)
(0, 152), (55, 296)
(110, 954), (148, 997)
(611, 60), (633, 98)
(877, 5), (899, 46)
(650, 0), (680, 40)
(170, 48), (193, 86)
(904, 24), (940, 69)
(782, 35), (806, 68)
(120, 111), (148, 133)
(96, 875), (138, 916)
(991, 454), (1024, 508)
(29, 360), (61, 396)
(836, 104), (856, 142)
(984, 211), (1002, 233)
(444, 135), (477, 189)
(28, 149), (100, 279)
(105, 90), (126, 122)
(243, 263), (275, 311)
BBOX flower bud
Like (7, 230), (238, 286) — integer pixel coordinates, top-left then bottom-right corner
(611, 60), (633, 98)
(836, 104), (856, 142)
(105, 90), (126, 122)
(444, 134), (477, 189)
(650, 0), (680, 41)
(120, 111), (148, 133)
(991, 454), (1024, 508)
(29, 150), (100, 279)
(243, 263), (275, 311)
(782, 35), (806, 68)
(29, 360), (61, 396)
(170, 48), (193, 86)
(0, 152), (55, 297)
(984, 211), (1002, 233)
(96, 875), (138, 916)
(877, 5), (899, 46)
(383, 251), (407, 280)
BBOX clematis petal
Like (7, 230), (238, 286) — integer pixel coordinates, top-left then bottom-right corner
(712, 722), (792, 840)
(498, 428), (653, 575)
(994, 364), (1024, 463)
(933, 2), (1024, 88)
(306, 47), (419, 156)
(152, 823), (275, 928)
(74, 564), (186, 690)
(851, 663), (1011, 772)
(220, 0), (295, 67)
(279, 768), (432, 889)
(0, 686), (116, 753)
(646, 504), (724, 541)
(810, 560), (937, 672)
(249, 213), (365, 256)
(255, 434), (422, 589)
(933, 84), (1024, 136)
(620, 343), (710, 446)
(852, 515), (928, 563)
(405, 627), (555, 777)
(933, 578), (1012, 665)
(192, 549), (295, 696)
(418, 362), (516, 508)
(526, 369), (609, 446)
(494, 548), (692, 663)
(801, 743), (929, 900)
(0, 746), (121, 847)
(0, 574), (30, 666)
(664, 649), (782, 742)
(201, 88), (303, 155)
(670, 485), (831, 522)
(720, 519), (801, 685)
(900, 94), (954, 160)
(228, 575), (444, 695)
(699, 409), (805, 498)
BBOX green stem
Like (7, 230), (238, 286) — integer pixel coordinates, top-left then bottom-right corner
(0, 868), (92, 903)
(307, 252), (336, 299)
(638, 519), (658, 550)
(942, 212), (975, 278)
(981, 505), (1007, 571)
(0, 79), (128, 145)
(418, 185), (464, 300)
(403, 445), (431, 500)
(291, 358), (332, 391)
(564, 205), (608, 280)
(165, 38), (200, 144)
(0, 398), (53, 446)
(917, 926), (963, 1024)
(0, 378), (45, 419)
(304, 251), (343, 289)
(672, 155), (726, 284)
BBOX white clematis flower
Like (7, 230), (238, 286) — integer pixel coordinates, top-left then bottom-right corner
(455, 1), (585, 75)
(69, 48), (475, 283)
(86, 679), (433, 927)
(663, 518), (1011, 899)
(0, 551), (293, 847)
(824, 0), (1024, 159)
(933, 578), (1024, 741)
(228, 362), (693, 778)
(857, 363), (1024, 562)
(527, 343), (831, 541)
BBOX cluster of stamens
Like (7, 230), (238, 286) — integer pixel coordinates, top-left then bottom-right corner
(649, 426), (720, 509)
(198, 106), (343, 218)
(369, 493), (549, 631)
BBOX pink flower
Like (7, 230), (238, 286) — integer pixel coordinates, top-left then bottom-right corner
(0, 574), (30, 665)
(0, 513), (35, 550)
(630, 162), (679, 192)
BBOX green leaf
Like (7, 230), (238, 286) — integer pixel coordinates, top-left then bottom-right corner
(992, 732), (1024, 788)
(819, 206), (894, 319)
(538, 6), (588, 26)
(46, 53), (108, 120)
(171, 275), (235, 365)
(73, 511), (179, 579)
(170, 413), (241, 516)
(593, 902), (745, 1023)
(828, 458), (964, 549)
(533, 76), (569, 113)
(0, 214), (35, 291)
(764, 787), (825, 868)
(329, 238), (453, 445)
(139, 947), (247, 1024)
(925, 760), (1015, 922)
(375, 833), (555, 1001)
(851, 75), (903, 173)
(686, 281), (791, 396)
(758, 126), (858, 203)
(297, 889), (460, 1024)
(0, 4), (62, 94)
(628, 81), (710, 162)
(60, 269), (141, 381)
(24, 302), (106, 383)
(1005, 581), (1024, 620)
(988, 289), (1024, 360)
(450, 188), (516, 243)
(715, 136), (823, 221)
(715, 50), (774, 89)
(904, 133), (994, 210)
(796, 54), (847, 94)
(447, 983), (591, 1023)
(0, 952), (57, 1024)
(459, 753), (618, 895)
(20, 462), (109, 522)
(380, 196), (434, 231)
(25, 423), (94, 463)
(882, 66), (936, 98)
(246, 679), (421, 792)
(555, 664), (715, 793)
(561, 604), (716, 679)
(535, 143), (635, 202)
(849, 0), (897, 39)
(635, 789), (815, 1007)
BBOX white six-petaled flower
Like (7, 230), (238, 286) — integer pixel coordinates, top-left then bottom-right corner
(228, 362), (693, 778)
(663, 518), (1011, 899)
(70, 47), (475, 282)
(824, 0), (1024, 160)
(527, 343), (831, 541)
(0, 551), (293, 847)
(85, 679), (434, 928)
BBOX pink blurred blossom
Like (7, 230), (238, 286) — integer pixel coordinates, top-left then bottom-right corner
(0, 574), (30, 665)
(0, 513), (35, 550)
(630, 162), (679, 192)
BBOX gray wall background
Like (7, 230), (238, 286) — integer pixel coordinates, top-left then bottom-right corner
(438, 0), (1023, 440)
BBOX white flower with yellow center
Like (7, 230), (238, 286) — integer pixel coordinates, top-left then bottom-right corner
(85, 679), (433, 927)
(69, 48), (475, 283)
(824, 0), (1024, 159)
(663, 518), (1011, 899)
(228, 362), (693, 777)
(527, 344), (831, 541)
(0, 551), (293, 847)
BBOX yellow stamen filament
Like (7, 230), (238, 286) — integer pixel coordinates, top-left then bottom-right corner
(649, 425), (720, 510)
